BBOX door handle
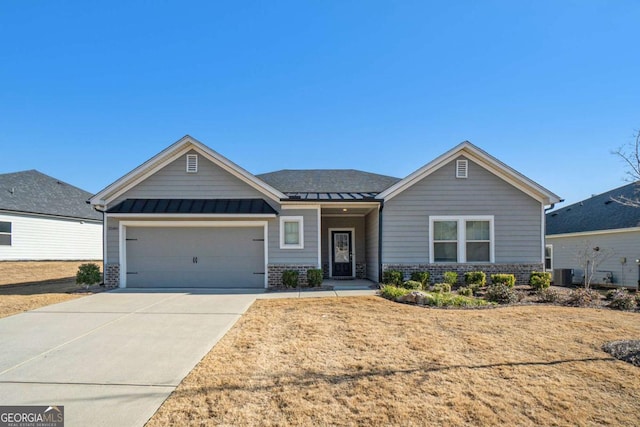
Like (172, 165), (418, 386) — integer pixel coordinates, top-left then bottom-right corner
(193, 257), (198, 264)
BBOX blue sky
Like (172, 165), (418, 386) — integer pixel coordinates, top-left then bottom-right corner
(1, 1), (638, 206)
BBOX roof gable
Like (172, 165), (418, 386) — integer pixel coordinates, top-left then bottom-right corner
(377, 141), (561, 205)
(0, 170), (101, 221)
(90, 135), (286, 205)
(546, 182), (640, 235)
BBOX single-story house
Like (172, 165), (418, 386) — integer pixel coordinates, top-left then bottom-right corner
(0, 170), (103, 261)
(89, 135), (561, 289)
(546, 182), (640, 288)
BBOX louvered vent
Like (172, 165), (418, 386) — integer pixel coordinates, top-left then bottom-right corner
(186, 154), (198, 173)
(456, 160), (468, 179)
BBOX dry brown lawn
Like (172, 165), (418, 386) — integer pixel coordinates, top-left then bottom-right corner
(147, 297), (640, 427)
(0, 281), (87, 318)
(0, 260), (104, 286)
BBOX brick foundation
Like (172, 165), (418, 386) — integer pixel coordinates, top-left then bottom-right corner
(268, 264), (319, 287)
(320, 262), (366, 279)
(105, 263), (120, 288)
(381, 263), (544, 286)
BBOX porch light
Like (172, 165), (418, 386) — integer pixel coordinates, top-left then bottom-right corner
(342, 208), (348, 212)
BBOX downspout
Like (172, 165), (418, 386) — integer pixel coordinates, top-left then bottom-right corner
(377, 200), (384, 285)
(90, 202), (107, 285)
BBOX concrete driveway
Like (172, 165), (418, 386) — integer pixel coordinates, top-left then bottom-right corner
(0, 286), (376, 427)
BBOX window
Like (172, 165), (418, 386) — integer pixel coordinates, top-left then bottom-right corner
(430, 216), (493, 263)
(186, 154), (198, 173)
(456, 159), (468, 178)
(545, 244), (553, 270)
(280, 216), (304, 249)
(0, 221), (11, 246)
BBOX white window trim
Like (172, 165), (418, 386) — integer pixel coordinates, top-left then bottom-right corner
(545, 244), (553, 271)
(429, 215), (494, 263)
(186, 154), (198, 173)
(0, 221), (11, 246)
(280, 216), (304, 249)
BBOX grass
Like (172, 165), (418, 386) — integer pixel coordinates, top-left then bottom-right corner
(0, 260), (103, 286)
(0, 281), (87, 318)
(147, 296), (640, 426)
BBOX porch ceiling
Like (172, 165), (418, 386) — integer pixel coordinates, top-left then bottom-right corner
(321, 206), (376, 215)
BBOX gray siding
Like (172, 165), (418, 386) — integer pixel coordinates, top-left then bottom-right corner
(382, 156), (543, 264)
(105, 151), (280, 264)
(365, 209), (379, 282)
(321, 216), (366, 265)
(268, 208), (319, 265)
(547, 230), (640, 288)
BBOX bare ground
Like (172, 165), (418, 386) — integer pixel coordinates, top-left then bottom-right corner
(0, 280), (101, 318)
(0, 260), (103, 286)
(146, 296), (640, 427)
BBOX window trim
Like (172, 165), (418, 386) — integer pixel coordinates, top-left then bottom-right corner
(545, 244), (553, 271)
(429, 215), (494, 263)
(0, 221), (12, 246)
(279, 216), (304, 249)
(186, 154), (198, 173)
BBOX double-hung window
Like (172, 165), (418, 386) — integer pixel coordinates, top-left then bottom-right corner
(280, 216), (304, 249)
(0, 221), (11, 246)
(430, 216), (494, 263)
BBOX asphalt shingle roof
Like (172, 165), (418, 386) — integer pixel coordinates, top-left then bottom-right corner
(0, 170), (102, 221)
(107, 199), (277, 215)
(256, 169), (401, 194)
(546, 182), (640, 235)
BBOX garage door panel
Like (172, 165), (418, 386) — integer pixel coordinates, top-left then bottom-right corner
(126, 226), (265, 288)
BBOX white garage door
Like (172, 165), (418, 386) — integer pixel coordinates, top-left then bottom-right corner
(125, 226), (265, 288)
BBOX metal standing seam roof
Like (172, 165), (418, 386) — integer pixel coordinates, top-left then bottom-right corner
(285, 192), (380, 201)
(107, 199), (278, 215)
(546, 182), (640, 235)
(0, 170), (102, 221)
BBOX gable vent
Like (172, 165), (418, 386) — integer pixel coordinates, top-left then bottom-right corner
(186, 154), (198, 173)
(456, 160), (468, 179)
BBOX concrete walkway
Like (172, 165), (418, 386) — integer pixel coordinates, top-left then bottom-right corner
(0, 287), (377, 427)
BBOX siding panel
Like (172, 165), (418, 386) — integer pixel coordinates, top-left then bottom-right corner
(383, 156), (543, 264)
(268, 208), (319, 265)
(0, 213), (102, 261)
(365, 209), (379, 282)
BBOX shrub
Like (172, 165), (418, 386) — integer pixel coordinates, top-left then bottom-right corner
(410, 271), (430, 287)
(380, 285), (409, 300)
(282, 270), (299, 288)
(608, 289), (636, 311)
(401, 280), (423, 290)
(564, 287), (601, 307)
(457, 286), (473, 297)
(383, 270), (404, 286)
(490, 274), (516, 288)
(443, 271), (458, 286)
(464, 271), (486, 286)
(537, 287), (561, 303)
(529, 271), (551, 290)
(433, 283), (451, 293)
(76, 263), (101, 286)
(306, 269), (323, 287)
(423, 292), (489, 308)
(485, 283), (518, 304)
(636, 293), (640, 308)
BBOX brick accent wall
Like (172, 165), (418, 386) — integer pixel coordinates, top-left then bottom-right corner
(105, 263), (120, 288)
(268, 264), (319, 287)
(381, 263), (544, 286)
(356, 263), (366, 279)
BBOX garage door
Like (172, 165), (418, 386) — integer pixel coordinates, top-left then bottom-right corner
(125, 226), (264, 288)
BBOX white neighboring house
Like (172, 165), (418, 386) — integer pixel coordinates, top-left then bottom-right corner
(0, 170), (102, 261)
(546, 182), (640, 289)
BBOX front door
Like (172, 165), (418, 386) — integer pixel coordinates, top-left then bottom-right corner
(332, 230), (353, 277)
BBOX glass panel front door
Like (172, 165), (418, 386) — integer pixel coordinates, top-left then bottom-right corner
(332, 231), (352, 277)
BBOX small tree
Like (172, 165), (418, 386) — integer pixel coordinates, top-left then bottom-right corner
(76, 263), (101, 288)
(575, 241), (612, 289)
(611, 129), (640, 207)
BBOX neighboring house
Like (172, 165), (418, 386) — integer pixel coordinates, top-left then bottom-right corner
(89, 135), (560, 289)
(0, 170), (103, 261)
(546, 182), (640, 288)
